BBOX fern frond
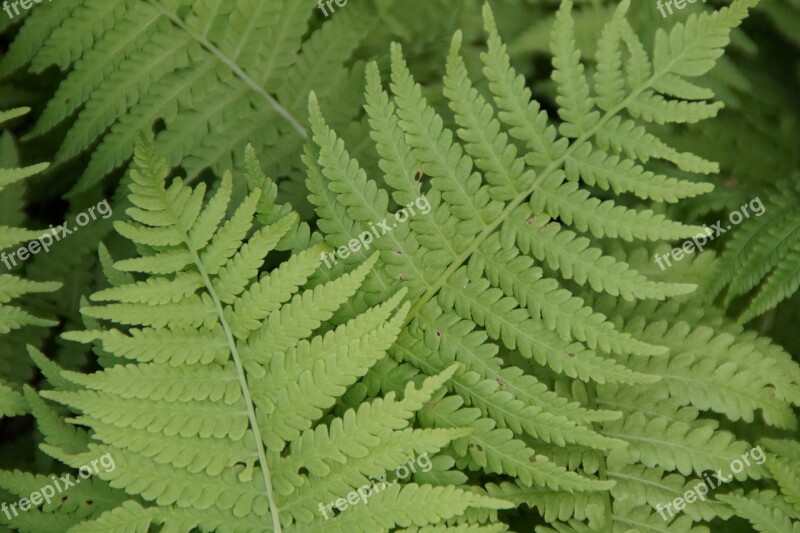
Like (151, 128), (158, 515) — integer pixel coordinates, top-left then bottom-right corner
(39, 139), (508, 531)
(720, 438), (800, 532)
(302, 1), (778, 528)
(705, 181), (800, 321)
(0, 0), (392, 196)
(0, 108), (60, 420)
(718, 493), (800, 533)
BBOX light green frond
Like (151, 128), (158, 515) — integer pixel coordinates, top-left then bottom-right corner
(214, 213), (297, 303)
(293, 484), (511, 533)
(765, 452), (800, 511)
(273, 367), (460, 494)
(390, 43), (499, 232)
(507, 208), (695, 301)
(399, 525), (508, 533)
(564, 143), (713, 203)
(604, 410), (757, 479)
(606, 463), (732, 522)
(531, 174), (706, 241)
(364, 61), (420, 207)
(474, 235), (661, 356)
(488, 481), (605, 524)
(594, 116), (718, 174)
(301, 3), (769, 520)
(592, 2), (626, 112)
(440, 268), (658, 383)
(445, 31), (532, 202)
(393, 326), (625, 450)
(253, 298), (409, 450)
(227, 244), (324, 340)
(48, 140), (504, 531)
(551, 0), (600, 138)
(481, 4), (565, 166)
(67, 501), (157, 533)
(1, 1), (783, 530)
(628, 90), (724, 125)
(63, 327), (229, 366)
(419, 394), (613, 493)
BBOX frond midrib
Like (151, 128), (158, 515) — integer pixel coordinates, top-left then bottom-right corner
(148, 0), (306, 139)
(153, 182), (283, 532)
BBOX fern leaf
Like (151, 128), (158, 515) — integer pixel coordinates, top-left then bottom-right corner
(302, 2), (768, 522)
(1, 0), (390, 195)
(0, 108), (60, 421)
(43, 140), (507, 531)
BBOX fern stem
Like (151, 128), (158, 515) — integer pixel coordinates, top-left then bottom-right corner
(155, 182), (284, 531)
(150, 0), (307, 139)
(191, 249), (284, 532)
(403, 53), (694, 327)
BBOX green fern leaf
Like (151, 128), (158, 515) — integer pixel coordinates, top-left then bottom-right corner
(40, 139), (508, 531)
(0, 108), (60, 420)
(301, 1), (782, 529)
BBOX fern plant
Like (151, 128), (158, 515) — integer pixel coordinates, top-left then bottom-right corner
(0, 1), (798, 532)
(9, 140), (511, 532)
(0, 0), (386, 196)
(718, 438), (800, 532)
(303, 0), (800, 530)
(705, 179), (800, 324)
(0, 107), (60, 421)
